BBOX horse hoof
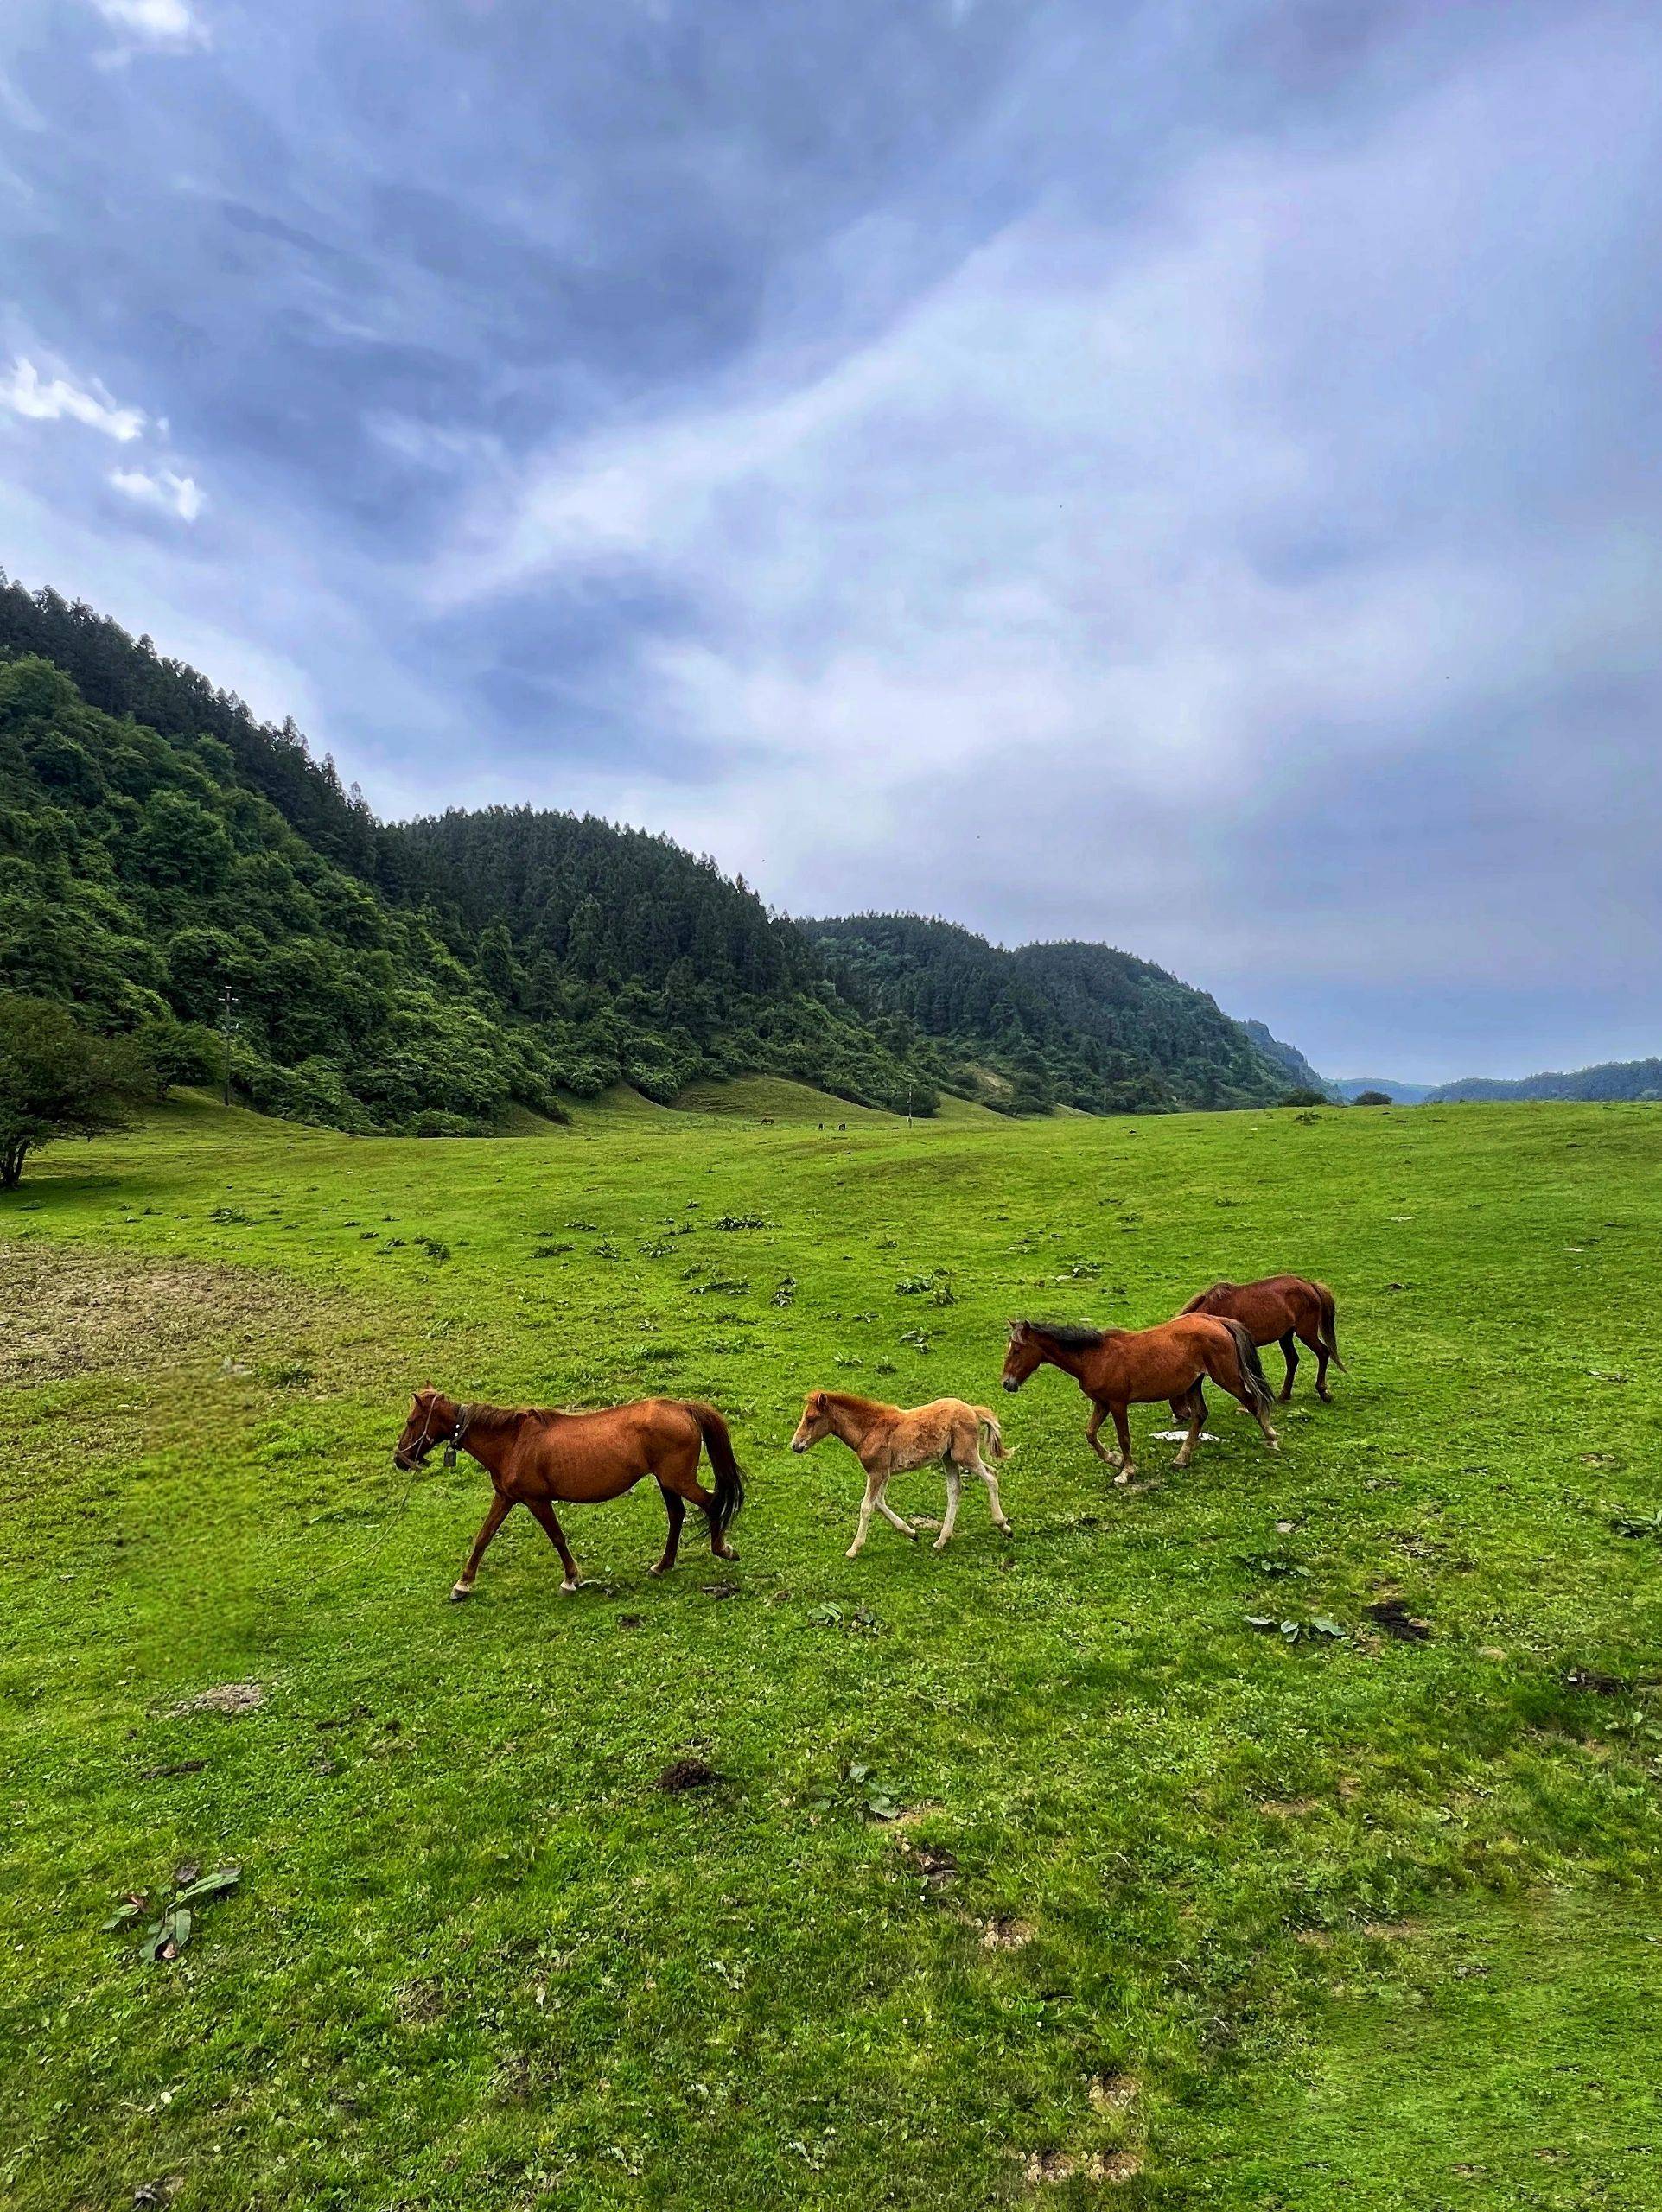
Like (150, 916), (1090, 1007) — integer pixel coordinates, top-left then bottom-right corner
(844, 1546), (862, 1560)
(560, 1579), (580, 1595)
(932, 1539), (949, 1554)
(648, 1562), (667, 1576)
(999, 1522), (1014, 1536)
(1114, 1470), (1133, 1488)
(448, 1584), (471, 1603)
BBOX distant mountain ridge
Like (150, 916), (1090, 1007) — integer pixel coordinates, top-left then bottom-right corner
(1332, 1076), (1433, 1104)
(1426, 1059), (1662, 1104)
(810, 913), (1294, 1114)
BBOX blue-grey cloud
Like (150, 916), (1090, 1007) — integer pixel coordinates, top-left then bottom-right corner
(1, 0), (1657, 1080)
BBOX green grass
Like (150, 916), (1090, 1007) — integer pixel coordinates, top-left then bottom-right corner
(3, 1096), (1659, 2209)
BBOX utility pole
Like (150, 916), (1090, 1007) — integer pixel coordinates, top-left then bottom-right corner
(219, 987), (239, 1109)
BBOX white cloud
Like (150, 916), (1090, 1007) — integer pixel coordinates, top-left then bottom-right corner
(110, 465), (205, 521)
(430, 10), (1661, 1028)
(91, 0), (205, 45)
(1, 356), (145, 442)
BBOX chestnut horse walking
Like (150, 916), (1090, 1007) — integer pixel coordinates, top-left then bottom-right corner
(392, 1387), (744, 1601)
(1180, 1275), (1343, 1402)
(1000, 1315), (1278, 1483)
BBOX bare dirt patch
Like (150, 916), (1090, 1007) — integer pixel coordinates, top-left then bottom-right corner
(0, 1240), (345, 1388)
(172, 1682), (264, 1718)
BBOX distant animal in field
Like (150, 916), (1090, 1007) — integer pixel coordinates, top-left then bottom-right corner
(789, 1389), (1012, 1556)
(1179, 1274), (1344, 1401)
(1000, 1315), (1278, 1484)
(392, 1388), (744, 1600)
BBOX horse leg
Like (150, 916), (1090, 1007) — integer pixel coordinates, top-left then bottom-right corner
(1086, 1402), (1118, 1468)
(1172, 1387), (1206, 1470)
(1298, 1325), (1334, 1401)
(970, 1452), (1013, 1535)
(450, 1493), (514, 1601)
(848, 1471), (886, 1558)
(1278, 1331), (1298, 1402)
(1111, 1403), (1136, 1485)
(876, 1483), (919, 1541)
(650, 1485), (685, 1576)
(524, 1497), (582, 1593)
(662, 1453), (738, 1561)
(933, 1467), (964, 1553)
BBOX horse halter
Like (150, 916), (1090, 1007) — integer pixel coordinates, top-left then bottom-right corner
(400, 1399), (472, 1469)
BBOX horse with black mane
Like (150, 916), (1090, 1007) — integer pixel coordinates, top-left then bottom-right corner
(1000, 1314), (1278, 1484)
(1179, 1274), (1344, 1402)
(392, 1388), (744, 1601)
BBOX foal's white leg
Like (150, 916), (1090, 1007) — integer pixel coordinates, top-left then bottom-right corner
(933, 1469), (963, 1552)
(972, 1453), (1013, 1535)
(876, 1486), (918, 1540)
(848, 1473), (883, 1557)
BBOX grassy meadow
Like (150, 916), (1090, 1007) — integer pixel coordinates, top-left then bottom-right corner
(3, 1084), (1660, 2209)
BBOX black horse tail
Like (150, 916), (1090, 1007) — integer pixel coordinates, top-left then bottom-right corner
(1314, 1281), (1346, 1368)
(686, 1403), (747, 1535)
(1224, 1320), (1274, 1410)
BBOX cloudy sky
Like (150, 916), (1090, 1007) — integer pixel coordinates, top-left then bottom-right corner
(2, 0), (1659, 1081)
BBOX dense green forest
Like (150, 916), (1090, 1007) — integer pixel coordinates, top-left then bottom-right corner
(1426, 1059), (1662, 1103)
(1, 575), (1312, 1133)
(810, 914), (1290, 1113)
(0, 579), (934, 1128)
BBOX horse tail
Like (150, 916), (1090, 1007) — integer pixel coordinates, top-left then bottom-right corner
(974, 1407), (1009, 1460)
(1313, 1281), (1346, 1368)
(1223, 1320), (1274, 1411)
(685, 1403), (746, 1535)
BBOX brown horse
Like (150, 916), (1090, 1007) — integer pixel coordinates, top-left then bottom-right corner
(1180, 1275), (1343, 1401)
(392, 1387), (744, 1601)
(789, 1390), (1012, 1556)
(1000, 1316), (1278, 1482)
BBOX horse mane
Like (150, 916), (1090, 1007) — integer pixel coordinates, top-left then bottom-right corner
(1022, 1319), (1106, 1350)
(819, 1390), (898, 1416)
(458, 1400), (533, 1434)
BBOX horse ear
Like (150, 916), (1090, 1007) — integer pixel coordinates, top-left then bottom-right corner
(809, 1389), (826, 1410)
(1007, 1319), (1026, 1340)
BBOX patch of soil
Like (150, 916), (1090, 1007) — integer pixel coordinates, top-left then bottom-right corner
(656, 1756), (721, 1792)
(980, 1915), (1035, 1951)
(173, 1681), (264, 1718)
(1563, 1667), (1630, 1697)
(1365, 1598), (1431, 1642)
(1024, 2150), (1140, 2186)
(0, 1241), (345, 1389)
(1089, 2073), (1138, 2113)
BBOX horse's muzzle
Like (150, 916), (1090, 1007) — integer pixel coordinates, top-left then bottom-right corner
(789, 1440), (806, 1452)
(1002, 1376), (1020, 1393)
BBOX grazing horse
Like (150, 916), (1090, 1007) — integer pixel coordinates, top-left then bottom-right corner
(1180, 1275), (1344, 1401)
(1000, 1316), (1278, 1483)
(790, 1390), (1012, 1557)
(392, 1387), (744, 1601)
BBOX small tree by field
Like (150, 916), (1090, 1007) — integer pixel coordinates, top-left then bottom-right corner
(1278, 1086), (1329, 1108)
(1352, 1088), (1393, 1106)
(0, 995), (150, 1189)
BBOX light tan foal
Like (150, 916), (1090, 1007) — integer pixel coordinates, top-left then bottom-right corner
(789, 1389), (1013, 1556)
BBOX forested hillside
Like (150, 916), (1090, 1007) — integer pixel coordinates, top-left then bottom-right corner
(3, 576), (1319, 1131)
(0, 580), (934, 1128)
(1427, 1059), (1662, 1103)
(1239, 1019), (1335, 1100)
(811, 914), (1291, 1113)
